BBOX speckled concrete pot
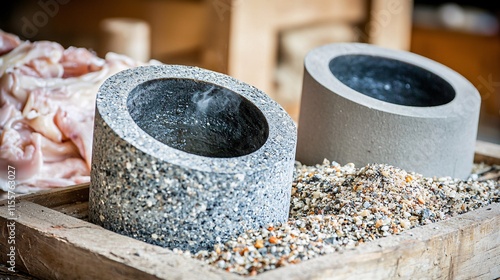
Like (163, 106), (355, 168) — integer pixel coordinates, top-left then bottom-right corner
(297, 43), (480, 179)
(89, 65), (296, 252)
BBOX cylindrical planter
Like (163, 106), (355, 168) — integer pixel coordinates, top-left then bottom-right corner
(89, 65), (296, 252)
(297, 43), (480, 179)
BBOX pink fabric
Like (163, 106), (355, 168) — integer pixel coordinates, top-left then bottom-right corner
(0, 30), (153, 192)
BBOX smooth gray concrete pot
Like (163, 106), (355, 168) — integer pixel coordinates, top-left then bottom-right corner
(297, 43), (480, 179)
(89, 65), (296, 252)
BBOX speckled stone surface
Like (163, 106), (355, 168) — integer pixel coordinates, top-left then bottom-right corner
(89, 65), (297, 252)
(297, 43), (480, 179)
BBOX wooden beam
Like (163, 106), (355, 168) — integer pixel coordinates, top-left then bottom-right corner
(0, 201), (241, 280)
(475, 140), (500, 165)
(2, 203), (496, 279)
(22, 184), (88, 208)
(226, 0), (365, 96)
(367, 0), (413, 50)
(0, 264), (35, 280)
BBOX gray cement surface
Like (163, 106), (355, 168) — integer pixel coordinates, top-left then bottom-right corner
(297, 43), (480, 179)
(90, 65), (297, 252)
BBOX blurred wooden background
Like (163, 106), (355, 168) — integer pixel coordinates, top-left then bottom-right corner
(0, 0), (498, 143)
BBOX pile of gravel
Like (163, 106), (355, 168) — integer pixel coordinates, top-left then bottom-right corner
(179, 160), (499, 276)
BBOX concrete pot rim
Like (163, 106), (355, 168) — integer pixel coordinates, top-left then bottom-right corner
(305, 43), (480, 119)
(96, 64), (296, 174)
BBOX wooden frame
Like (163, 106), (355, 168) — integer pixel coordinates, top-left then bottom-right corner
(1, 140), (498, 279)
(203, 0), (413, 97)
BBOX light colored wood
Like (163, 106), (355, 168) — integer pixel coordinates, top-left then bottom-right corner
(0, 183), (89, 208)
(0, 201), (241, 280)
(0, 264), (35, 279)
(44, 0), (206, 61)
(99, 18), (151, 62)
(144, 0), (206, 60)
(205, 0), (366, 97)
(230, 0), (366, 97)
(204, 0), (413, 99)
(475, 140), (500, 165)
(52, 201), (89, 220)
(368, 0), (413, 50)
(277, 22), (359, 121)
(203, 0), (232, 74)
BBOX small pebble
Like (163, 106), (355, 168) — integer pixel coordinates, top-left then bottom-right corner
(217, 260), (226, 268)
(254, 240), (264, 249)
(269, 236), (279, 244)
(191, 161), (499, 276)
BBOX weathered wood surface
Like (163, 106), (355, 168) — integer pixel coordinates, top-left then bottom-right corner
(475, 140), (500, 166)
(0, 201), (241, 280)
(0, 184), (89, 208)
(203, 0), (413, 99)
(1, 200), (498, 280)
(258, 204), (500, 280)
(204, 0), (366, 96)
(0, 141), (498, 280)
(0, 264), (37, 280)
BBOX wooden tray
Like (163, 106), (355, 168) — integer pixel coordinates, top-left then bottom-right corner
(1, 140), (499, 279)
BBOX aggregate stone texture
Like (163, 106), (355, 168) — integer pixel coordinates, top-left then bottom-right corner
(89, 65), (297, 252)
(297, 43), (480, 179)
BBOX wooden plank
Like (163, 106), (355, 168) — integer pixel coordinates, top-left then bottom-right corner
(226, 0), (365, 96)
(0, 264), (36, 280)
(475, 140), (500, 165)
(202, 0), (232, 74)
(257, 203), (500, 279)
(204, 0), (412, 99)
(2, 203), (497, 280)
(0, 201), (242, 280)
(367, 0), (413, 50)
(0, 184), (89, 208)
(52, 201), (89, 220)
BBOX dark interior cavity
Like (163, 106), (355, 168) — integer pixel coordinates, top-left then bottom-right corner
(127, 78), (269, 158)
(329, 55), (456, 107)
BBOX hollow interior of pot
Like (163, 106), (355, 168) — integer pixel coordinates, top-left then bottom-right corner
(329, 54), (456, 107)
(127, 78), (269, 158)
